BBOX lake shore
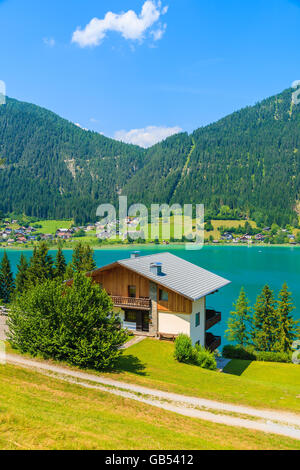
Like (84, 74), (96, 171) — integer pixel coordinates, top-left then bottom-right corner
(1, 242), (300, 251)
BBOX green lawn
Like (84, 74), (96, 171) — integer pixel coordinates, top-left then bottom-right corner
(224, 359), (300, 386)
(35, 219), (73, 235)
(0, 364), (299, 450)
(102, 339), (300, 414)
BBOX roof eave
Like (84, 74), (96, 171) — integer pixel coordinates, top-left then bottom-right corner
(191, 281), (232, 302)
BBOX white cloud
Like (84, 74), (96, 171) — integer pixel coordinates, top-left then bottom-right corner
(74, 122), (88, 131)
(114, 125), (182, 148)
(43, 37), (56, 47)
(72, 1), (168, 48)
(151, 23), (167, 41)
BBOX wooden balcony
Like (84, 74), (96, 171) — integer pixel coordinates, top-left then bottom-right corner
(206, 309), (221, 331)
(111, 296), (151, 311)
(206, 333), (221, 352)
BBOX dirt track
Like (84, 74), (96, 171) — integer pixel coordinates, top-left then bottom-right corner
(6, 352), (300, 442)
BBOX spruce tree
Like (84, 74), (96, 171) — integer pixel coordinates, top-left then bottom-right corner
(0, 251), (15, 303)
(65, 263), (74, 281)
(15, 253), (29, 295)
(83, 245), (96, 272)
(71, 243), (85, 273)
(0, 270), (5, 303)
(26, 242), (54, 286)
(276, 283), (300, 353)
(226, 287), (252, 347)
(71, 243), (96, 273)
(252, 285), (279, 352)
(54, 246), (67, 279)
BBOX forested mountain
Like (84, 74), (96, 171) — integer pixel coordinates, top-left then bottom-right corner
(0, 98), (145, 223)
(0, 88), (300, 225)
(125, 88), (300, 226)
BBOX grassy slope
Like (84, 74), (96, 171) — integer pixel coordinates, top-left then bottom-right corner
(34, 219), (73, 234)
(102, 339), (300, 414)
(0, 364), (299, 450)
(205, 220), (257, 240)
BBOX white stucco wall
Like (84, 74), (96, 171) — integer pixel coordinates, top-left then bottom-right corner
(158, 312), (190, 336)
(189, 297), (206, 347)
(158, 297), (206, 346)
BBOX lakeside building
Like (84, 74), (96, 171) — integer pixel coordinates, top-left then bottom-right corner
(83, 252), (231, 351)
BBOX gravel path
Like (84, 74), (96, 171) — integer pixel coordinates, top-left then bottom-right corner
(6, 352), (300, 441)
(120, 336), (146, 349)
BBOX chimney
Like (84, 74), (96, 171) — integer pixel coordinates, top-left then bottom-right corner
(150, 262), (162, 276)
(131, 251), (141, 259)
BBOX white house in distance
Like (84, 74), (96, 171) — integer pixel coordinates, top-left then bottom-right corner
(87, 252), (231, 350)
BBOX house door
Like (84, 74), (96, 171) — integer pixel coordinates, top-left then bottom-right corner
(142, 312), (150, 332)
(136, 311), (143, 331)
(136, 312), (150, 332)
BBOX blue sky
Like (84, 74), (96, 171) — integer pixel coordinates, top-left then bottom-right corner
(0, 0), (300, 147)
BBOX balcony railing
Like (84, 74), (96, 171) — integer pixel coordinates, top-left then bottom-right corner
(206, 309), (222, 331)
(111, 296), (151, 311)
(206, 333), (221, 352)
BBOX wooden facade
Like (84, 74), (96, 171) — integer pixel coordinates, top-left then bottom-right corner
(90, 264), (192, 315)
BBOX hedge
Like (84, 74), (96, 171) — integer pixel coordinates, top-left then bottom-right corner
(222, 345), (292, 363)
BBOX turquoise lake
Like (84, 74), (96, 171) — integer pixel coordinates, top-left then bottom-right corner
(1, 246), (300, 341)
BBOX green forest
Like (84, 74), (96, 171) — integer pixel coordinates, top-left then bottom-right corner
(1, 88), (300, 226)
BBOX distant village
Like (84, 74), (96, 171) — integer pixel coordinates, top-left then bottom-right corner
(0, 216), (146, 247)
(0, 217), (299, 247)
(216, 227), (297, 244)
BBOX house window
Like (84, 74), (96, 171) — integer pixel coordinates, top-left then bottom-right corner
(159, 289), (169, 302)
(195, 313), (200, 327)
(125, 311), (137, 323)
(128, 286), (136, 298)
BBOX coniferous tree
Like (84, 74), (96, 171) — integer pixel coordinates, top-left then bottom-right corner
(15, 254), (29, 295)
(54, 246), (67, 279)
(0, 270), (5, 303)
(0, 251), (15, 303)
(276, 283), (300, 353)
(26, 242), (54, 286)
(65, 263), (74, 281)
(83, 245), (96, 272)
(226, 288), (252, 347)
(71, 243), (96, 273)
(252, 285), (280, 352)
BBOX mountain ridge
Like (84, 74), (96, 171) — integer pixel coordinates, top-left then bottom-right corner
(1, 88), (299, 225)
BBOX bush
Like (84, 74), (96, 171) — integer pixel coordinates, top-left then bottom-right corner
(255, 351), (291, 363)
(222, 345), (292, 363)
(8, 273), (127, 370)
(174, 334), (194, 363)
(195, 345), (217, 371)
(174, 335), (217, 371)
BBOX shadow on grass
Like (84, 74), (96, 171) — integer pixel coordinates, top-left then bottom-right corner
(113, 354), (147, 376)
(223, 359), (253, 376)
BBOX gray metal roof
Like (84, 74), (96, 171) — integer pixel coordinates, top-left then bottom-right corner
(118, 252), (231, 301)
